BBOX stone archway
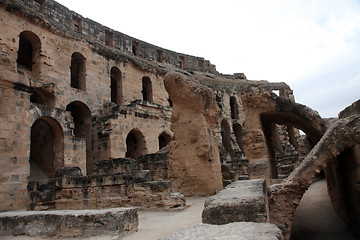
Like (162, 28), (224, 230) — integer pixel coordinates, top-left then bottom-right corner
(125, 129), (148, 159)
(158, 131), (172, 150)
(268, 115), (360, 239)
(30, 117), (63, 181)
(66, 101), (92, 174)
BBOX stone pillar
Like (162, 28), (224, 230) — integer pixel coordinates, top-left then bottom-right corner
(164, 72), (223, 196)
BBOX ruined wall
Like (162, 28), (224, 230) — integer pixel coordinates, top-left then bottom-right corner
(164, 72), (223, 196)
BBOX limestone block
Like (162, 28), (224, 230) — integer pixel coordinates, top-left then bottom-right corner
(162, 222), (283, 240)
(202, 179), (267, 225)
(0, 207), (138, 237)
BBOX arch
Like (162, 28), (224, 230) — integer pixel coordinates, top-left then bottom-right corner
(230, 96), (239, 119)
(70, 52), (86, 90)
(17, 31), (41, 76)
(125, 129), (148, 159)
(110, 66), (122, 105)
(30, 117), (63, 181)
(233, 123), (245, 152)
(66, 101), (92, 173)
(158, 131), (172, 150)
(220, 119), (235, 161)
(142, 76), (153, 102)
(268, 115), (360, 239)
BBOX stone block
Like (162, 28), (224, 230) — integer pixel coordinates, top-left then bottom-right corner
(162, 222), (283, 240)
(202, 179), (267, 225)
(0, 207), (138, 237)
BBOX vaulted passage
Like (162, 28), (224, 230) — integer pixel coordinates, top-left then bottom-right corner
(233, 123), (245, 152)
(126, 129), (147, 159)
(221, 119), (235, 161)
(30, 117), (63, 181)
(230, 96), (239, 119)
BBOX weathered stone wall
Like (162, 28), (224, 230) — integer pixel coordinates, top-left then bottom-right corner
(164, 72), (223, 196)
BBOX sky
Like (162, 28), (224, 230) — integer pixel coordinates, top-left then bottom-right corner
(56, 0), (360, 118)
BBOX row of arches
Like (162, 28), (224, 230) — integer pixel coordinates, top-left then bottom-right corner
(17, 31), (155, 105)
(29, 112), (172, 181)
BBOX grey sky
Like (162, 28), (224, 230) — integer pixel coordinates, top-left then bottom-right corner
(56, 0), (360, 118)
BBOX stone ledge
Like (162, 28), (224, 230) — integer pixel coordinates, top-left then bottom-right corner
(162, 222), (283, 240)
(0, 207), (138, 238)
(202, 179), (267, 224)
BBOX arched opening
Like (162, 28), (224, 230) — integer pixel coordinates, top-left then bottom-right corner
(126, 129), (147, 159)
(17, 31), (41, 76)
(260, 112), (323, 179)
(220, 119), (235, 162)
(230, 96), (239, 119)
(110, 66), (122, 105)
(158, 131), (172, 150)
(66, 101), (92, 174)
(142, 76), (153, 102)
(233, 123), (245, 152)
(70, 52), (86, 90)
(30, 117), (63, 181)
(291, 168), (358, 239)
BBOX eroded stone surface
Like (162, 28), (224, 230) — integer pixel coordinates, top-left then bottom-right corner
(202, 179), (267, 225)
(0, 207), (138, 237)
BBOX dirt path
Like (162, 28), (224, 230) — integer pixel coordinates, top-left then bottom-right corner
(123, 197), (205, 240)
(291, 179), (358, 240)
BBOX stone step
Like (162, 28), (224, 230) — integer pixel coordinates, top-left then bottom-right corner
(0, 207), (138, 238)
(202, 179), (267, 225)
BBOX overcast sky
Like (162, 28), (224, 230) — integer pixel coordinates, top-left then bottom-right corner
(56, 0), (360, 118)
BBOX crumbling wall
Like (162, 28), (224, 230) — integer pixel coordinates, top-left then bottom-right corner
(164, 72), (223, 196)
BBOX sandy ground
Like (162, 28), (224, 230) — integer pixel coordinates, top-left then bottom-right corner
(291, 179), (358, 240)
(1, 197), (205, 240)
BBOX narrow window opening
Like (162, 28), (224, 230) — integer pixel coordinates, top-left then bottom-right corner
(70, 52), (86, 90)
(157, 50), (163, 62)
(72, 15), (82, 33)
(17, 31), (41, 77)
(142, 76), (153, 102)
(132, 41), (139, 56)
(110, 67), (122, 105)
(105, 30), (114, 47)
(230, 96), (239, 119)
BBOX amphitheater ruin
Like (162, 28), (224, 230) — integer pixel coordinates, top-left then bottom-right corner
(0, 0), (359, 239)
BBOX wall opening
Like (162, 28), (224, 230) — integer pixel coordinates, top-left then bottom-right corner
(70, 52), (86, 90)
(105, 30), (114, 47)
(34, 0), (45, 13)
(110, 66), (122, 105)
(220, 119), (235, 162)
(30, 117), (63, 181)
(233, 123), (245, 152)
(142, 76), (153, 102)
(132, 41), (139, 56)
(157, 49), (163, 62)
(126, 129), (147, 159)
(30, 87), (55, 106)
(179, 56), (185, 69)
(230, 96), (239, 119)
(72, 15), (82, 33)
(158, 132), (172, 150)
(17, 31), (41, 75)
(66, 101), (92, 174)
